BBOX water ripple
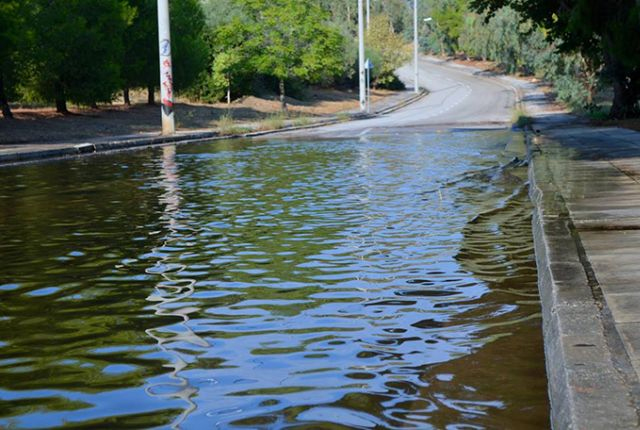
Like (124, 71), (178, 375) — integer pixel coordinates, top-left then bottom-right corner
(0, 131), (547, 429)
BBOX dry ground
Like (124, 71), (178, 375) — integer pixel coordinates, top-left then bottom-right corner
(0, 88), (395, 145)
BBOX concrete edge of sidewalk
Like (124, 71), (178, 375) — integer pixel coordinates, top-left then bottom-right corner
(528, 134), (640, 429)
(0, 90), (428, 167)
(443, 49), (640, 428)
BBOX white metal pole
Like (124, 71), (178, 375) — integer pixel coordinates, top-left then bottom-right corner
(358, 0), (366, 112)
(366, 0), (370, 30)
(157, 0), (175, 135)
(413, 0), (419, 94)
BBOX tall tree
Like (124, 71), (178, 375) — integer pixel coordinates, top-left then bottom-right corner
(366, 14), (412, 87)
(29, 0), (133, 113)
(470, 0), (640, 118)
(170, 0), (208, 93)
(207, 17), (254, 104)
(122, 0), (157, 105)
(242, 0), (345, 112)
(0, 0), (25, 118)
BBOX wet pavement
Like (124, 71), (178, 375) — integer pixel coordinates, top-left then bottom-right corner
(529, 125), (640, 428)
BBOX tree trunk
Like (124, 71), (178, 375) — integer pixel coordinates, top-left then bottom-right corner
(227, 73), (231, 105)
(602, 32), (639, 119)
(279, 78), (288, 113)
(0, 73), (13, 119)
(54, 81), (69, 114)
(90, 101), (98, 109)
(605, 52), (639, 119)
(147, 85), (155, 105)
(610, 77), (638, 119)
(124, 87), (131, 106)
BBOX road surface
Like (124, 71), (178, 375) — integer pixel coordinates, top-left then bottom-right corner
(286, 57), (517, 138)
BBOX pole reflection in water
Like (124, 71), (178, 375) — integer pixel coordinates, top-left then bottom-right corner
(145, 145), (207, 428)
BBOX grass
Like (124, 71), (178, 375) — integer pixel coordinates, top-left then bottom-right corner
(512, 109), (533, 129)
(258, 112), (287, 131)
(292, 116), (313, 127)
(336, 111), (351, 122)
(585, 104), (610, 121)
(216, 113), (251, 136)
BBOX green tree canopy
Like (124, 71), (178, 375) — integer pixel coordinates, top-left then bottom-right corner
(29, 0), (134, 113)
(0, 0), (26, 118)
(241, 0), (345, 111)
(470, 0), (640, 118)
(366, 14), (412, 87)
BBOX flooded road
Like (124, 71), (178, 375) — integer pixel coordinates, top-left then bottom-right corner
(0, 130), (548, 429)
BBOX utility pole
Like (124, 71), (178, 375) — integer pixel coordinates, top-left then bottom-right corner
(413, 0), (419, 94)
(366, 0), (370, 30)
(157, 0), (175, 135)
(358, 0), (366, 112)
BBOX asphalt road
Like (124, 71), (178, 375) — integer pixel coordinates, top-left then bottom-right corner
(286, 57), (517, 138)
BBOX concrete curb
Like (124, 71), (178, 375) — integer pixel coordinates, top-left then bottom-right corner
(0, 90), (428, 167)
(528, 137), (640, 429)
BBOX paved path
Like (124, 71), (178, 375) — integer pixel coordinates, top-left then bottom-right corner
(281, 57), (517, 138)
(528, 107), (640, 426)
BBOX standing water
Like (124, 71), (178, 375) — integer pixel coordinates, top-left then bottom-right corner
(0, 130), (548, 428)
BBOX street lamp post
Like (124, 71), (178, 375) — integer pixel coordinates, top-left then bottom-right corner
(366, 0), (370, 30)
(157, 0), (175, 135)
(358, 0), (366, 112)
(413, 0), (419, 94)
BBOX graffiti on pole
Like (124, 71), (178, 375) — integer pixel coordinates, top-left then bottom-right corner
(160, 44), (174, 116)
(160, 39), (171, 57)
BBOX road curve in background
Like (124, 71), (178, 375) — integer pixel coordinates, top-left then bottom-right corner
(284, 57), (517, 139)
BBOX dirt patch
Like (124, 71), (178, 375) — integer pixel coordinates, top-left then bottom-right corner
(0, 88), (395, 145)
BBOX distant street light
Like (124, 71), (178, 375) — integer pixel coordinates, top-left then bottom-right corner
(157, 0), (175, 135)
(358, 0), (366, 112)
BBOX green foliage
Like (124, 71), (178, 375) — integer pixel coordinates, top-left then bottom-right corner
(431, 0), (468, 53)
(456, 6), (599, 110)
(2, 0), (417, 110)
(459, 8), (547, 74)
(28, 0), (134, 110)
(122, 0), (157, 91)
(243, 0), (345, 87)
(470, 0), (640, 118)
(0, 0), (27, 117)
(170, 0), (208, 92)
(366, 14), (412, 87)
(200, 0), (248, 29)
(204, 16), (254, 103)
(512, 109), (532, 128)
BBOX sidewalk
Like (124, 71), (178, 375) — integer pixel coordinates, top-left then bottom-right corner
(0, 89), (426, 166)
(526, 102), (640, 426)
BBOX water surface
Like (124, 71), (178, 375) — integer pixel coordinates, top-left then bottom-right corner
(0, 130), (548, 428)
